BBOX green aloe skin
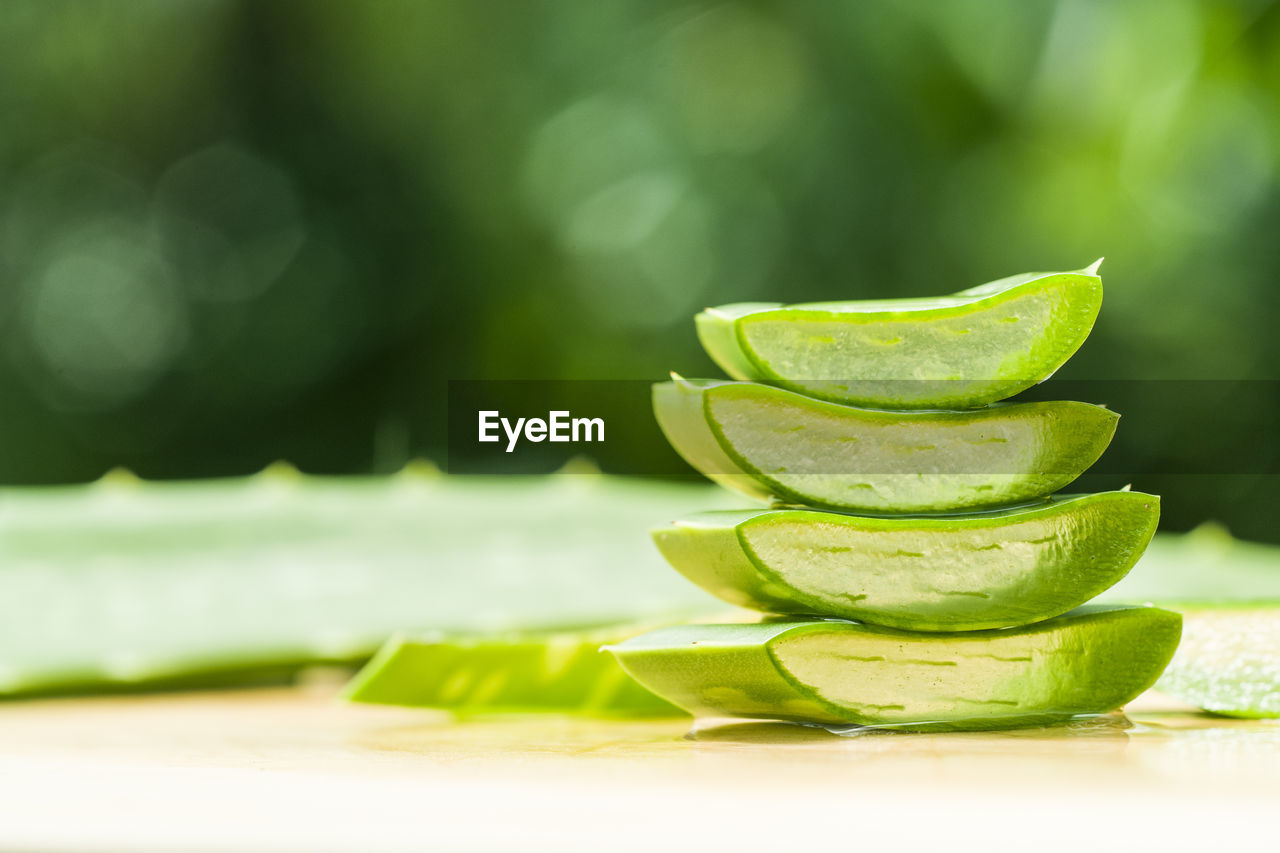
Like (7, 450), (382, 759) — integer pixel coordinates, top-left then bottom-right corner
(345, 627), (681, 717)
(1102, 525), (1280, 718)
(654, 492), (1160, 632)
(653, 378), (1118, 513)
(695, 263), (1103, 409)
(607, 605), (1182, 732)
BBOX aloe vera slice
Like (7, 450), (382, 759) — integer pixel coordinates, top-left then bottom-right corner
(607, 605), (1181, 732)
(696, 263), (1103, 409)
(344, 626), (683, 717)
(1102, 525), (1280, 717)
(654, 378), (1117, 513)
(1149, 604), (1280, 718)
(654, 492), (1159, 632)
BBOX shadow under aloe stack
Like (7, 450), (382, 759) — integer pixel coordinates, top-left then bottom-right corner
(608, 262), (1183, 732)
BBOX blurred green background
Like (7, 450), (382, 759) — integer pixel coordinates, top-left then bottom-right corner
(0, 1), (1276, 537)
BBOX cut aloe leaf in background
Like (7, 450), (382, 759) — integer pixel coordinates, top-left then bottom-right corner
(345, 625), (684, 717)
(0, 466), (731, 697)
(653, 378), (1117, 513)
(654, 492), (1159, 632)
(1102, 524), (1280, 717)
(607, 605), (1181, 732)
(1149, 604), (1280, 718)
(695, 262), (1103, 409)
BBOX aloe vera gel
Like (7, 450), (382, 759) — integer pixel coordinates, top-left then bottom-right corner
(619, 262), (1181, 730)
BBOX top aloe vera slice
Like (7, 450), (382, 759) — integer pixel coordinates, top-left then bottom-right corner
(1102, 525), (1280, 717)
(696, 263), (1103, 408)
(654, 491), (1160, 632)
(654, 378), (1117, 513)
(607, 605), (1181, 732)
(344, 626), (682, 717)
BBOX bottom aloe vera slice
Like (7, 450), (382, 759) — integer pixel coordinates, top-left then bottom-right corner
(607, 605), (1182, 732)
(654, 492), (1160, 632)
(345, 627), (683, 717)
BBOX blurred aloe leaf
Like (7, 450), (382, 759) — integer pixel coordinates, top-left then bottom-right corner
(1103, 523), (1280, 717)
(0, 466), (730, 697)
(1106, 522), (1280, 603)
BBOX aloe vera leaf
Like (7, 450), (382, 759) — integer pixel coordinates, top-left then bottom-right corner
(1101, 525), (1280, 717)
(1104, 523), (1280, 603)
(695, 263), (1103, 409)
(0, 467), (731, 696)
(607, 605), (1182, 732)
(344, 626), (684, 716)
(653, 378), (1118, 513)
(653, 492), (1160, 632)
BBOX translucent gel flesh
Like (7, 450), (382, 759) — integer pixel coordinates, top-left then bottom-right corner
(770, 607), (1181, 728)
(699, 271), (1103, 408)
(706, 386), (1117, 512)
(739, 493), (1158, 629)
(1156, 609), (1280, 717)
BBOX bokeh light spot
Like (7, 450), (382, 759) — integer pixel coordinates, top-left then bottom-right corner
(21, 223), (188, 408)
(1121, 84), (1273, 233)
(522, 95), (673, 228)
(658, 6), (810, 153)
(154, 143), (306, 302)
(567, 184), (716, 330)
(564, 169), (686, 252)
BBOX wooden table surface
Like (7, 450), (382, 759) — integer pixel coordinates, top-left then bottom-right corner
(1, 681), (1276, 852)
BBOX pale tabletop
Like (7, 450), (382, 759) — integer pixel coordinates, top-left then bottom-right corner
(1, 680), (1276, 852)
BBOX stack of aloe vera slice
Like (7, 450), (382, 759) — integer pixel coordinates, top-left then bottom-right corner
(609, 263), (1183, 731)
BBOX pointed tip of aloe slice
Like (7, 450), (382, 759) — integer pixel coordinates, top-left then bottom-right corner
(341, 633), (411, 702)
(668, 371), (698, 391)
(1084, 257), (1105, 276)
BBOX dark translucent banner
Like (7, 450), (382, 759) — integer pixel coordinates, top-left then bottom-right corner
(446, 379), (1280, 477)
